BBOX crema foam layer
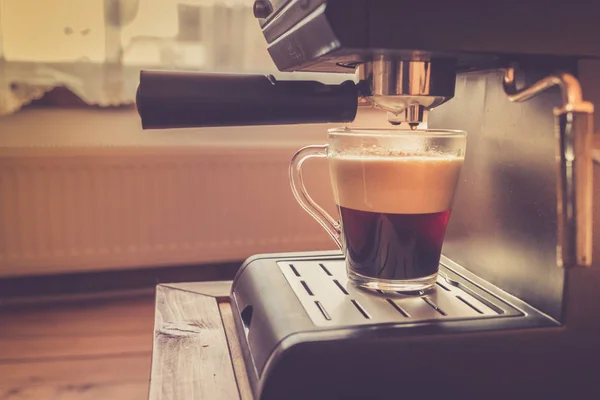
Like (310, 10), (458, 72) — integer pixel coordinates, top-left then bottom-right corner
(329, 155), (464, 214)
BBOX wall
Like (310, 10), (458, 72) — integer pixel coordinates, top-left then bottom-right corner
(0, 106), (385, 277)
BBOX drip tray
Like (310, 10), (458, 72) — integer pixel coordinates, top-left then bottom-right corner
(232, 251), (559, 399)
(278, 260), (523, 327)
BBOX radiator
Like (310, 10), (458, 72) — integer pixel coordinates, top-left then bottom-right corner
(0, 146), (337, 277)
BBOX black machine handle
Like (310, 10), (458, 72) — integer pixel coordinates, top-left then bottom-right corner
(136, 70), (359, 129)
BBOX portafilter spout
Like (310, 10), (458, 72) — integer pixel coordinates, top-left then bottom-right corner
(357, 57), (458, 129)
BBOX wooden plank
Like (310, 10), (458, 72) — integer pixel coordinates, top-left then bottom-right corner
(0, 288), (155, 308)
(0, 295), (155, 337)
(0, 333), (152, 362)
(149, 285), (240, 400)
(592, 134), (600, 164)
(219, 302), (254, 400)
(162, 281), (232, 299)
(0, 291), (155, 400)
(0, 381), (150, 400)
(0, 354), (151, 400)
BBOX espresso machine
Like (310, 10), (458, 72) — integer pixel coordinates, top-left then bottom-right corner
(136, 1), (600, 399)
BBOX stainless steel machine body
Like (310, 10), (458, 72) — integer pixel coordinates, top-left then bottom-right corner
(229, 63), (600, 398)
(135, 1), (600, 399)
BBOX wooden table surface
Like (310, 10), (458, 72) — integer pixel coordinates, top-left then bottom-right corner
(1, 292), (155, 399)
(149, 281), (253, 400)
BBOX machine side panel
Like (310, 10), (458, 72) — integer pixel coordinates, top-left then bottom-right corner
(429, 69), (565, 320)
(230, 256), (317, 388)
(259, 326), (599, 400)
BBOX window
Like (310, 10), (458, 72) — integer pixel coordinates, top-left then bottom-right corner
(0, 0), (350, 115)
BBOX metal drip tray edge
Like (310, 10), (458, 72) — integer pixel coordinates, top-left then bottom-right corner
(277, 259), (539, 328)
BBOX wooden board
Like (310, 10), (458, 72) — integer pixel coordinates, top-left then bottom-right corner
(162, 281), (232, 300)
(0, 294), (155, 400)
(1, 281), (250, 399)
(0, 333), (152, 362)
(0, 295), (155, 337)
(0, 355), (151, 399)
(592, 134), (600, 164)
(149, 284), (241, 400)
(219, 302), (253, 400)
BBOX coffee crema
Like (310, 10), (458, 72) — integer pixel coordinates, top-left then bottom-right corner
(329, 154), (463, 214)
(329, 155), (464, 282)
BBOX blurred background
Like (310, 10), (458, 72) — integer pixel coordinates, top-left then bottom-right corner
(0, 0), (352, 114)
(0, 1), (360, 398)
(0, 0), (362, 283)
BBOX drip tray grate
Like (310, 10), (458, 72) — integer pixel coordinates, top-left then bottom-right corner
(278, 260), (522, 327)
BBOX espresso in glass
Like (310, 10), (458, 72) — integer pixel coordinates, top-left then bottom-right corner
(331, 154), (462, 286)
(290, 128), (466, 292)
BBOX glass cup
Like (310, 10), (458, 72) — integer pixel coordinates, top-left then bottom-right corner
(290, 128), (467, 292)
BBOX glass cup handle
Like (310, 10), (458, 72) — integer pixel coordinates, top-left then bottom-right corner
(289, 145), (342, 248)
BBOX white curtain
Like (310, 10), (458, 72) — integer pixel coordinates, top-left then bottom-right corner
(0, 0), (348, 116)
